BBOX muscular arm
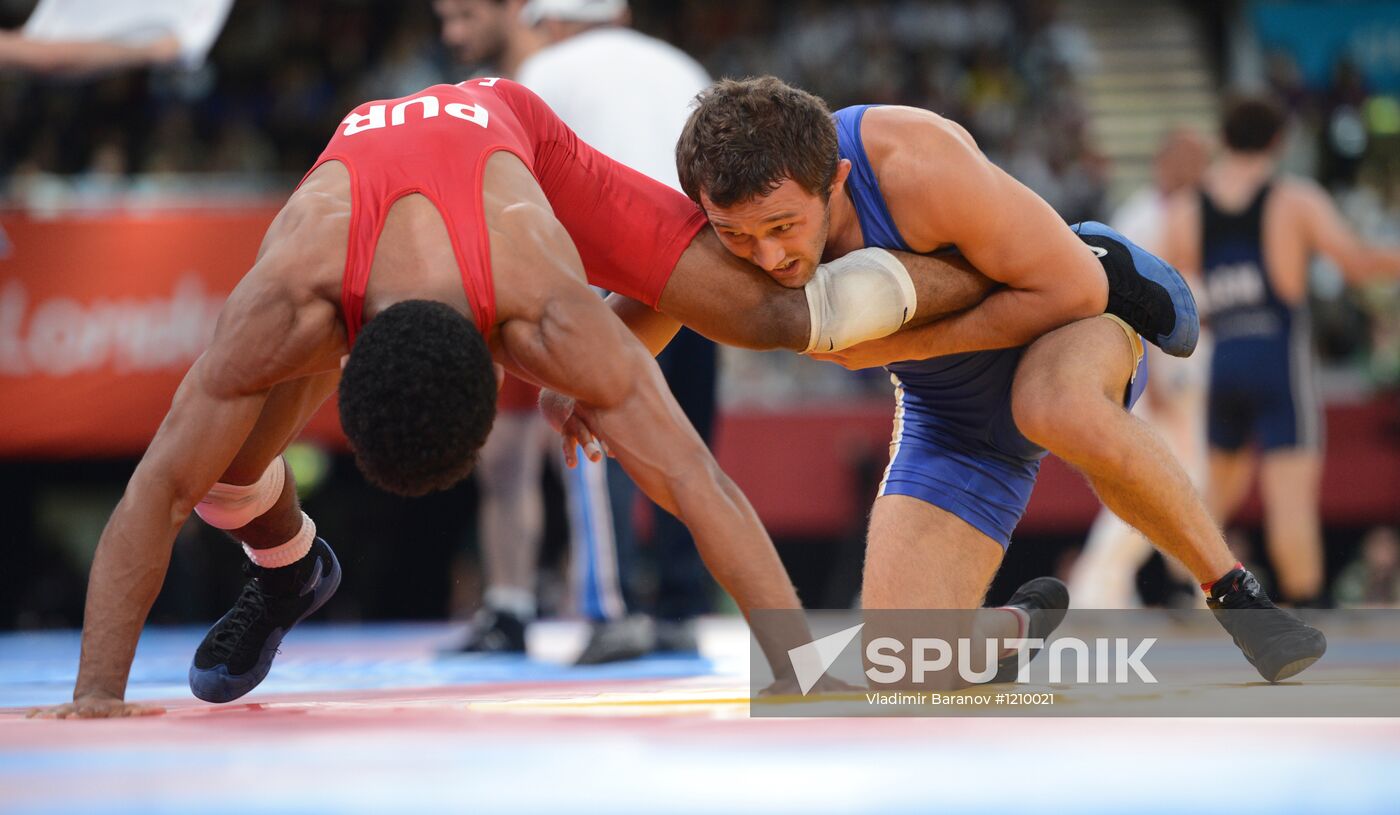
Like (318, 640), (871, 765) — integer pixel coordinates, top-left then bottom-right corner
(607, 292), (683, 356)
(73, 359), (270, 706)
(840, 109), (1108, 363)
(649, 228), (995, 354)
(1294, 180), (1400, 282)
(65, 271), (338, 711)
(496, 206), (807, 668)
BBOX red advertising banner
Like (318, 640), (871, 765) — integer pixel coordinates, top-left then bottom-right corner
(0, 207), (346, 458)
(2, 207), (1395, 532)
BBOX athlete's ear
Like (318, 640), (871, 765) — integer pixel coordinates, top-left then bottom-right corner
(830, 159), (853, 199)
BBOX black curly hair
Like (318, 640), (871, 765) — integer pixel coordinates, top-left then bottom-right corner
(338, 300), (497, 497)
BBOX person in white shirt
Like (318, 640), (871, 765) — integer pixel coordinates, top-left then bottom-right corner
(434, 0), (715, 660)
(516, 0), (716, 663)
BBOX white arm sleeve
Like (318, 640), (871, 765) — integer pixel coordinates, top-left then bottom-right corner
(803, 247), (918, 353)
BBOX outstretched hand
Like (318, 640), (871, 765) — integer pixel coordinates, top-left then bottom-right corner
(759, 672), (861, 697)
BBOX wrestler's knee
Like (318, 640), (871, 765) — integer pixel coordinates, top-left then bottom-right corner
(1010, 340), (1082, 448)
(1013, 319), (1134, 448)
(195, 458), (300, 542)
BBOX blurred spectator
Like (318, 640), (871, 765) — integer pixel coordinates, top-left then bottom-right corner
(1333, 526), (1400, 608)
(1069, 127), (1211, 609)
(1319, 58), (1371, 191)
(514, 0), (719, 664)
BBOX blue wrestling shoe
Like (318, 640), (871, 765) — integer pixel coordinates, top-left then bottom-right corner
(1074, 221), (1200, 358)
(189, 538), (341, 703)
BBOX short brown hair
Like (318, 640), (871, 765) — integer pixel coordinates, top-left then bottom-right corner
(676, 76), (839, 207)
(1221, 93), (1287, 153)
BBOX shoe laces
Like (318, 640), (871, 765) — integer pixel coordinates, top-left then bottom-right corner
(1218, 590), (1274, 612)
(1214, 578), (1311, 640)
(1107, 276), (1155, 330)
(208, 573), (270, 659)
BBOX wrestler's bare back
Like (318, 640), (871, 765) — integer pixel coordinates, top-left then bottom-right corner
(254, 150), (564, 366)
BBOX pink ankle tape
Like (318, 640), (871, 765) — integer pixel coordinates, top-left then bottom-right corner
(243, 512), (315, 568)
(195, 459), (285, 530)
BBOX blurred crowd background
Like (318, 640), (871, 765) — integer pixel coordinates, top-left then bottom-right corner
(3, 0), (1399, 631)
(5, 0), (1400, 394)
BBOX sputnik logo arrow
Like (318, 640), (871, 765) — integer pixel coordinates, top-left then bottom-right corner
(787, 623), (864, 695)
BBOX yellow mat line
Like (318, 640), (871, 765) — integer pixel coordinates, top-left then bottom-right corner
(483, 695), (752, 709)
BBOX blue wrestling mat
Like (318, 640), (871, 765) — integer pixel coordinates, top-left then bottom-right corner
(0, 623), (716, 709)
(2, 620), (1398, 815)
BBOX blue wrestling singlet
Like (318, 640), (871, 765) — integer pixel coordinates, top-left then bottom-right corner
(1201, 183), (1319, 451)
(833, 105), (1149, 547)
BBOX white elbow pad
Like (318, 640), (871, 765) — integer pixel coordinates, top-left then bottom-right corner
(803, 247), (917, 353)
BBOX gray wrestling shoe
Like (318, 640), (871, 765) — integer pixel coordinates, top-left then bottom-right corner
(1208, 567), (1327, 682)
(654, 618), (700, 654)
(575, 615), (655, 665)
(457, 608), (528, 654)
(991, 576), (1070, 683)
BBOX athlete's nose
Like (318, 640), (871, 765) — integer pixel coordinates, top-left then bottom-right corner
(753, 238), (785, 272)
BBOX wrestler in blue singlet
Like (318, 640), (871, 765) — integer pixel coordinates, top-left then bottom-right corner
(1201, 183), (1319, 452)
(833, 104), (1150, 547)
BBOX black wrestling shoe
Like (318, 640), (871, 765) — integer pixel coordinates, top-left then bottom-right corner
(189, 538), (341, 703)
(653, 618), (700, 654)
(457, 608), (527, 654)
(1207, 567), (1327, 682)
(1075, 221), (1200, 358)
(991, 577), (1070, 683)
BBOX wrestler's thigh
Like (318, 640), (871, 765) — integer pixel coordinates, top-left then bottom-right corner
(861, 494), (1005, 610)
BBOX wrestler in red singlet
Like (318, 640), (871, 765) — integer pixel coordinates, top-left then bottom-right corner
(300, 77), (708, 349)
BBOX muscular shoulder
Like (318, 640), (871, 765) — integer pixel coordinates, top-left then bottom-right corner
(484, 194), (586, 325)
(199, 189), (349, 395)
(861, 105), (979, 156)
(856, 106), (994, 250)
(200, 266), (341, 397)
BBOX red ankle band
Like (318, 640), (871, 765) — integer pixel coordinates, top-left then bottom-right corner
(1201, 562), (1245, 593)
